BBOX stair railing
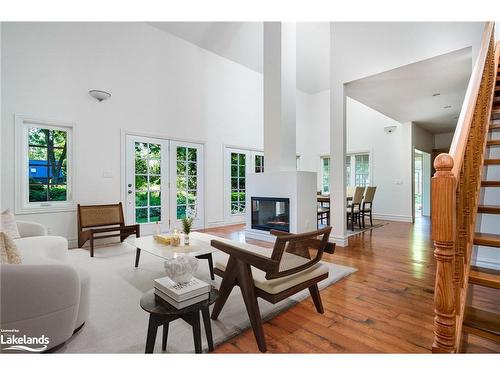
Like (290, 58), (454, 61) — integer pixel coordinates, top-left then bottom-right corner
(431, 21), (497, 353)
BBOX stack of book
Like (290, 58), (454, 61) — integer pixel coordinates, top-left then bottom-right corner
(154, 276), (210, 309)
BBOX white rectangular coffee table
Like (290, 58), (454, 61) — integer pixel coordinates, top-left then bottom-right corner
(126, 232), (216, 280)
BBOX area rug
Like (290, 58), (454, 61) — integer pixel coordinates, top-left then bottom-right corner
(346, 222), (386, 237)
(59, 240), (356, 353)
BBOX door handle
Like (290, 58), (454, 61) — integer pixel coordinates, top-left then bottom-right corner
(128, 190), (133, 194)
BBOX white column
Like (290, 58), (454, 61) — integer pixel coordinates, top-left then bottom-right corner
(263, 22), (297, 172)
(329, 23), (348, 246)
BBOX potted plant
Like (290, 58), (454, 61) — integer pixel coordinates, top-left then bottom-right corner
(181, 206), (196, 245)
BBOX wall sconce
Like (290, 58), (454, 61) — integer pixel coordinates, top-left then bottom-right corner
(384, 125), (397, 134)
(89, 89), (111, 102)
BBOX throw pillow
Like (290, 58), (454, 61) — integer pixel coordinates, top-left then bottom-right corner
(0, 232), (22, 264)
(1, 209), (20, 239)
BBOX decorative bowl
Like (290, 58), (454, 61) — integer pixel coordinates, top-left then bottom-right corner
(163, 255), (199, 283)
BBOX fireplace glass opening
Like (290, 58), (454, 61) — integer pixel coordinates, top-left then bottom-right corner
(251, 197), (290, 232)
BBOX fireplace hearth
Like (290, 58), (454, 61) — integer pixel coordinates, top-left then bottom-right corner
(251, 197), (290, 232)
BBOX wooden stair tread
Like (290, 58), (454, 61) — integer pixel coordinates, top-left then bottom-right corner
(487, 140), (500, 147)
(463, 307), (500, 343)
(477, 205), (500, 214)
(474, 232), (500, 246)
(489, 123), (500, 131)
(484, 159), (500, 165)
(481, 180), (500, 187)
(469, 266), (500, 289)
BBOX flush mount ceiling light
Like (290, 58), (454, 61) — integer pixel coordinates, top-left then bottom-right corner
(432, 93), (441, 97)
(89, 89), (111, 102)
(443, 105), (452, 109)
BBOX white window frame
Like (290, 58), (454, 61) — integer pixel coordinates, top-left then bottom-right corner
(320, 151), (372, 192)
(223, 146), (263, 222)
(320, 155), (330, 194)
(15, 115), (76, 214)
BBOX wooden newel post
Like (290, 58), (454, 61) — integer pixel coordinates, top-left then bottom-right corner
(431, 153), (457, 353)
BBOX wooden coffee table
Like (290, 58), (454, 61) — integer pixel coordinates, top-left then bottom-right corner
(140, 287), (218, 353)
(127, 234), (215, 280)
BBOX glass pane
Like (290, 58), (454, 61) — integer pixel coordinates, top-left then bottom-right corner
(52, 130), (67, 147)
(231, 191), (238, 202)
(28, 127), (47, 146)
(150, 191), (161, 206)
(149, 207), (161, 222)
(238, 200), (246, 213)
(135, 142), (148, 159)
(239, 165), (245, 178)
(29, 184), (48, 202)
(149, 143), (161, 159)
(238, 153), (245, 165)
(177, 147), (187, 161)
(29, 146), (47, 160)
(188, 162), (197, 176)
(231, 153), (238, 165)
(135, 191), (148, 207)
(188, 148), (197, 162)
(187, 205), (196, 216)
(135, 175), (147, 191)
(135, 157), (147, 174)
(187, 191), (197, 205)
(177, 161), (186, 175)
(231, 178), (238, 190)
(49, 185), (67, 201)
(177, 191), (187, 205)
(149, 159), (161, 175)
(231, 203), (239, 214)
(177, 176), (187, 190)
(231, 165), (238, 177)
(177, 205), (186, 220)
(187, 176), (197, 190)
(239, 178), (245, 190)
(149, 176), (161, 191)
(136, 208), (148, 223)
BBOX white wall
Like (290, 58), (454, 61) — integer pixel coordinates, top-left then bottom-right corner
(412, 124), (434, 154)
(1, 22), (266, 244)
(295, 92), (414, 222)
(434, 132), (455, 150)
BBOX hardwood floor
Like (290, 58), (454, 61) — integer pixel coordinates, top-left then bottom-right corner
(200, 218), (500, 353)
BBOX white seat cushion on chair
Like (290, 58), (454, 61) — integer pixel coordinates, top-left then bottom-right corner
(190, 233), (329, 295)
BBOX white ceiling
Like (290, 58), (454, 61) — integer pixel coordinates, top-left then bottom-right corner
(345, 47), (472, 134)
(148, 22), (330, 94)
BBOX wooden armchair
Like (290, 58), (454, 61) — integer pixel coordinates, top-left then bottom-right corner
(77, 203), (140, 257)
(210, 226), (334, 352)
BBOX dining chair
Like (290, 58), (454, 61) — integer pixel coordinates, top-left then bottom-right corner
(361, 186), (377, 227)
(346, 186), (365, 230)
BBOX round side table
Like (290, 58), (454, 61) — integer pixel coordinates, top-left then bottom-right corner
(140, 286), (218, 354)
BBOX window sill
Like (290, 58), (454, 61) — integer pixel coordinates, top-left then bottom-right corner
(15, 203), (76, 215)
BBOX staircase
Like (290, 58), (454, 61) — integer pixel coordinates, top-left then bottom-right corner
(431, 22), (500, 353)
(461, 57), (500, 348)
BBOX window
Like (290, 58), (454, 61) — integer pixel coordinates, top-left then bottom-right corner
(16, 116), (74, 213)
(320, 156), (330, 194)
(231, 152), (246, 214)
(255, 154), (264, 173)
(176, 146), (199, 220)
(134, 142), (162, 223)
(319, 152), (371, 192)
(354, 154), (370, 186)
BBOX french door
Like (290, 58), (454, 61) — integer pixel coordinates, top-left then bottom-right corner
(125, 135), (204, 234)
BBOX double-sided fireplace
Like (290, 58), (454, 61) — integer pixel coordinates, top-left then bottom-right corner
(251, 197), (290, 232)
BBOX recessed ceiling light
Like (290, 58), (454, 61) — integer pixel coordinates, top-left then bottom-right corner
(444, 105), (452, 109)
(432, 93), (441, 97)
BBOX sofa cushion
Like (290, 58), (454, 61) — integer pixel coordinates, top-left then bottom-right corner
(1, 209), (20, 239)
(0, 232), (22, 264)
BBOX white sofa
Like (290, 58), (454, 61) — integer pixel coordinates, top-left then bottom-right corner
(1, 221), (90, 351)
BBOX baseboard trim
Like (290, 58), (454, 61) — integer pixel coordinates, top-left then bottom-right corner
(245, 228), (274, 242)
(372, 213), (413, 223)
(329, 235), (348, 247)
